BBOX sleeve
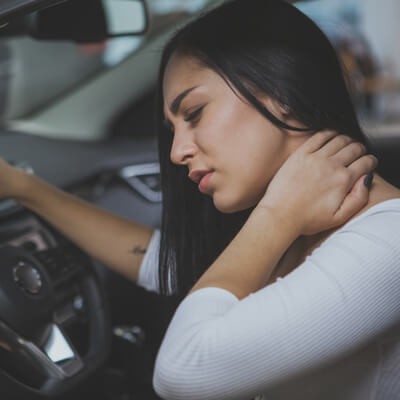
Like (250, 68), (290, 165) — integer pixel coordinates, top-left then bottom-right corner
(137, 229), (161, 293)
(153, 210), (400, 400)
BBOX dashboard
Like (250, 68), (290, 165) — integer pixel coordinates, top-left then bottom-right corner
(0, 131), (164, 397)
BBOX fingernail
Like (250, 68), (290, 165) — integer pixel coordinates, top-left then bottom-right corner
(364, 172), (374, 189)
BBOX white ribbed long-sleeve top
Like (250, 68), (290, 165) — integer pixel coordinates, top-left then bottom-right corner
(138, 199), (400, 400)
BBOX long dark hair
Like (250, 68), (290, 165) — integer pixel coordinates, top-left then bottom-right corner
(156, 0), (370, 295)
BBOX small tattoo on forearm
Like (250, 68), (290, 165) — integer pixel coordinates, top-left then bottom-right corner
(132, 246), (147, 255)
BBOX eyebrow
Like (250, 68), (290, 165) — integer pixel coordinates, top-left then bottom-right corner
(169, 86), (197, 115)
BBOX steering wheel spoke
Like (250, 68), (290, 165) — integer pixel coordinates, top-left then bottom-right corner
(0, 319), (84, 386)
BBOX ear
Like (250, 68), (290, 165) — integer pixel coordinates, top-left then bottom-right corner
(260, 96), (307, 134)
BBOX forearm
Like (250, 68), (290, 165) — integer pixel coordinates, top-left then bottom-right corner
(190, 206), (300, 299)
(17, 173), (153, 281)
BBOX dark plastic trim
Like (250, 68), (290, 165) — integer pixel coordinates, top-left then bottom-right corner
(0, 0), (66, 25)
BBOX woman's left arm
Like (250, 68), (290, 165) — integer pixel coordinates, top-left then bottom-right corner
(191, 131), (377, 299)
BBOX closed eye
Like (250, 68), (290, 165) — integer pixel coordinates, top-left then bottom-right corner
(184, 105), (205, 124)
(162, 104), (205, 133)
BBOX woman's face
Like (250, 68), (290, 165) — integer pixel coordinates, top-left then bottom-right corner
(163, 53), (309, 213)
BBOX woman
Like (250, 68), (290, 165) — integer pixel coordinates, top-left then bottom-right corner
(0, 0), (397, 399)
(150, 0), (400, 399)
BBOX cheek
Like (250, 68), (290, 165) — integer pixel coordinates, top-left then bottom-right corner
(215, 129), (287, 212)
(212, 151), (279, 213)
(233, 123), (286, 186)
(195, 101), (288, 212)
(196, 96), (252, 151)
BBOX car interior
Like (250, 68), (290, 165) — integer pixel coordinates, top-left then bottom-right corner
(0, 0), (399, 399)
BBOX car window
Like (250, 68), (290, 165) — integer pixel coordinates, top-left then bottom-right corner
(296, 0), (400, 138)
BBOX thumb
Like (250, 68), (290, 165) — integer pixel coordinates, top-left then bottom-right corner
(334, 173), (372, 224)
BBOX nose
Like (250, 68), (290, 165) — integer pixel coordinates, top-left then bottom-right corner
(170, 130), (197, 165)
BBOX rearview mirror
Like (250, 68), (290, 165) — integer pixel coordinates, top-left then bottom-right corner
(102, 0), (147, 35)
(0, 0), (149, 42)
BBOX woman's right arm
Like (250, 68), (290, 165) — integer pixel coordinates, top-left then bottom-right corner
(0, 159), (153, 282)
(154, 205), (400, 400)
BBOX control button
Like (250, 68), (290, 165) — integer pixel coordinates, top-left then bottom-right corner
(73, 295), (84, 312)
(13, 261), (42, 295)
(22, 240), (38, 252)
(113, 325), (145, 346)
(34, 246), (86, 283)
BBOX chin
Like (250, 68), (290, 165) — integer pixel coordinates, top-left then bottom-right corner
(212, 193), (258, 214)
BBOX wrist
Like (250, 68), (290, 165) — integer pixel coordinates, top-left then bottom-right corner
(253, 203), (302, 241)
(13, 171), (41, 204)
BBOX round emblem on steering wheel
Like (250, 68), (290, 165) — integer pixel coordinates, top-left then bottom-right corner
(13, 261), (43, 295)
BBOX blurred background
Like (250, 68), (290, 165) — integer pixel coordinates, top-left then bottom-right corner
(1, 0), (399, 139)
(298, 0), (400, 138)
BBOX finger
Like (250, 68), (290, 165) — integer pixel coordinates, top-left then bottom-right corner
(300, 130), (337, 153)
(317, 135), (354, 157)
(347, 154), (378, 181)
(333, 174), (370, 225)
(330, 142), (366, 167)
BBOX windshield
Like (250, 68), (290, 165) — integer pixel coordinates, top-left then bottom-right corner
(0, 37), (106, 123)
(0, 0), (212, 134)
(2, 0), (398, 140)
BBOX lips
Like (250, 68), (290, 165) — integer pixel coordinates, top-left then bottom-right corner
(189, 169), (213, 184)
(189, 169), (214, 193)
(198, 172), (213, 193)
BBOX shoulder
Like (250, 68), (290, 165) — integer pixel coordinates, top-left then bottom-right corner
(344, 198), (400, 231)
(265, 199), (400, 339)
(323, 198), (400, 253)
(295, 199), (400, 299)
(283, 198), (400, 285)
(278, 198), (400, 305)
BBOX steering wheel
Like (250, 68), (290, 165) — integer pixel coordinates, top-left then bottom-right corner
(0, 242), (110, 398)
